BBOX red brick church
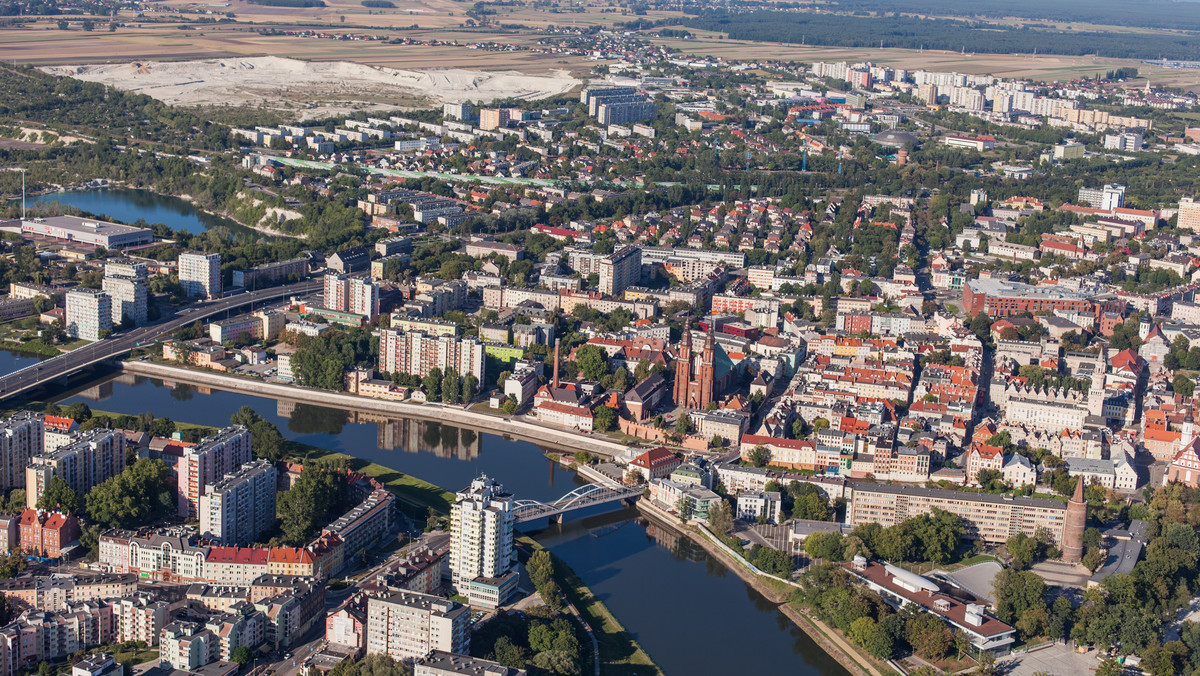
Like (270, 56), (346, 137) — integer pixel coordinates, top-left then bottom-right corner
(673, 323), (737, 410)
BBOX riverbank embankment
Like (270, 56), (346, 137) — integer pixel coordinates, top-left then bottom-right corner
(635, 499), (885, 676)
(118, 360), (632, 459)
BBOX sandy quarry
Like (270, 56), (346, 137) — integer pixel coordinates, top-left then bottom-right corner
(42, 56), (580, 120)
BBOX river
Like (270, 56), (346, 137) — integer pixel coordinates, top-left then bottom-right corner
(0, 349), (45, 377)
(28, 188), (248, 236)
(56, 373), (847, 676)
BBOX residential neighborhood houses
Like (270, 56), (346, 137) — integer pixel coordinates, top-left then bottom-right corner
(11, 32), (1200, 676)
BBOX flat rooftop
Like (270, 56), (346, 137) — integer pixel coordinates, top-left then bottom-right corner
(20, 215), (152, 238)
(967, 276), (1099, 302)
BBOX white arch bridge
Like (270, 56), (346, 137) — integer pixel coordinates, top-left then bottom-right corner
(513, 482), (643, 524)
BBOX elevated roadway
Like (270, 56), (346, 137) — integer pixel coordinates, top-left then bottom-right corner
(0, 279), (321, 402)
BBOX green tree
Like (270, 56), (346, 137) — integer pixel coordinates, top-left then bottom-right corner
(328, 654), (411, 676)
(1006, 533), (1040, 570)
(675, 415), (691, 436)
(36, 476), (78, 514)
(86, 459), (176, 529)
(747, 445), (769, 467)
(442, 368), (462, 405)
(708, 500), (733, 535)
(575, 344), (609, 381)
(2, 490), (24, 514)
(490, 636), (529, 669)
(910, 508), (964, 564)
(906, 612), (952, 661)
(530, 650), (575, 676)
(462, 374), (479, 402)
(230, 407), (287, 462)
(849, 616), (894, 660)
(992, 569), (1047, 630)
(1175, 374), (1195, 397)
(1141, 641), (1188, 676)
(593, 405), (616, 432)
(276, 463), (349, 545)
(231, 646), (253, 666)
(804, 531), (845, 561)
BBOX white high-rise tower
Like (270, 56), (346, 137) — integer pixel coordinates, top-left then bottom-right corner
(449, 475), (517, 608)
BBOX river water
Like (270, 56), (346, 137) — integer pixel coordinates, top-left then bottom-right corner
(28, 188), (247, 236)
(57, 373), (847, 676)
(33, 185), (846, 675)
(0, 349), (45, 377)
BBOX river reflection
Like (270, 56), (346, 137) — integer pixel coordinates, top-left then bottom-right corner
(58, 372), (850, 675)
(528, 508), (849, 676)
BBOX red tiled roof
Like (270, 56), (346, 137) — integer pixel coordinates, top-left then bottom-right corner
(268, 547), (315, 564)
(43, 415), (75, 431)
(632, 447), (678, 469)
(206, 546), (269, 565)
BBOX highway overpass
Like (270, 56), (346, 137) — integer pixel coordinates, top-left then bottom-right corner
(0, 279), (321, 403)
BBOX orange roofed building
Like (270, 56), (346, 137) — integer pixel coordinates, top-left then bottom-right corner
(628, 447), (681, 482)
(18, 508), (80, 558)
(965, 445), (1004, 485)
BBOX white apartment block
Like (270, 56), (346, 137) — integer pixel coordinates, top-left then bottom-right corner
(178, 426), (253, 518)
(365, 592), (469, 661)
(116, 594), (169, 645)
(1077, 184), (1125, 211)
(0, 412), (43, 493)
(160, 621), (216, 671)
(599, 245), (641, 297)
(1104, 133), (1143, 152)
(65, 289), (112, 341)
(377, 330), (486, 380)
(199, 459), (278, 545)
(737, 491), (782, 524)
(26, 429), (125, 509)
(178, 252), (222, 300)
(449, 476), (516, 608)
(103, 259), (149, 326)
(1179, 197), (1200, 232)
(323, 274), (379, 318)
(101, 277), (147, 326)
(1003, 397), (1088, 434)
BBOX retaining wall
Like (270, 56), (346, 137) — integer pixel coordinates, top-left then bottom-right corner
(119, 361), (631, 458)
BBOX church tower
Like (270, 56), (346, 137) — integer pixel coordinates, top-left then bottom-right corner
(673, 322), (693, 407)
(697, 325), (716, 409)
(1087, 346), (1107, 419)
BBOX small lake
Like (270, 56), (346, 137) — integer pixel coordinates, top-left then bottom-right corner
(29, 188), (245, 236)
(56, 373), (848, 676)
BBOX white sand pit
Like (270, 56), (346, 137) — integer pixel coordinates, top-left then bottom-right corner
(42, 56), (579, 120)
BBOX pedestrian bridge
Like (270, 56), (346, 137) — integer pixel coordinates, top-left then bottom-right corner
(513, 482), (642, 524)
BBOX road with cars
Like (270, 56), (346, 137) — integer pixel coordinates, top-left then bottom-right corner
(0, 279), (322, 402)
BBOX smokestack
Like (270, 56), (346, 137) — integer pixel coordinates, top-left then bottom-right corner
(552, 338), (560, 388)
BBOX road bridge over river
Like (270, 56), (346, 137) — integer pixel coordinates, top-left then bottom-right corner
(0, 279), (321, 402)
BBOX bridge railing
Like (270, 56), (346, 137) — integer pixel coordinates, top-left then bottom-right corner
(512, 482), (642, 521)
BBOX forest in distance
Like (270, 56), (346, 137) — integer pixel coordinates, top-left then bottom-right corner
(801, 0), (1200, 33)
(677, 10), (1200, 61)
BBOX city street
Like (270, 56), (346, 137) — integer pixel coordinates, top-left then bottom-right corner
(0, 279), (321, 402)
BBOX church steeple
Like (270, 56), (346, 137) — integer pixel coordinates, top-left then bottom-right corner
(673, 320), (693, 407)
(1087, 347), (1107, 419)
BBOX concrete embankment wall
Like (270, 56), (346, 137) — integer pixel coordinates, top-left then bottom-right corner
(118, 361), (631, 459)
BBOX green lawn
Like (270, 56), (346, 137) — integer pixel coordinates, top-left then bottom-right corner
(293, 442), (455, 516)
(114, 649), (159, 665)
(517, 535), (662, 676)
